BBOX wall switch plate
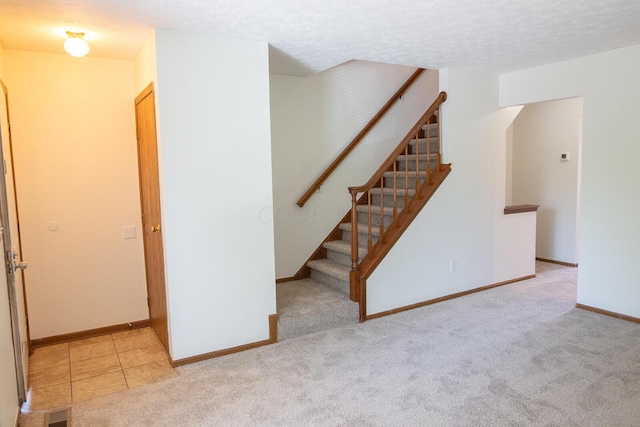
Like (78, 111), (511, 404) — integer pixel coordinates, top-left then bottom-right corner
(561, 152), (569, 161)
(123, 226), (137, 239)
(449, 259), (457, 272)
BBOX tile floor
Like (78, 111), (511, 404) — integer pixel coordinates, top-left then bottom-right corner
(24, 327), (177, 411)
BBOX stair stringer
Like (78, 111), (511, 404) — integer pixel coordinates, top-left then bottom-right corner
(353, 163), (451, 321)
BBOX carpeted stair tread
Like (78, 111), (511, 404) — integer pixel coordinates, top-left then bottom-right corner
(410, 136), (438, 143)
(356, 204), (395, 216)
(369, 187), (416, 197)
(396, 153), (438, 161)
(383, 170), (427, 178)
(339, 221), (382, 236)
(307, 259), (350, 281)
(323, 239), (367, 257)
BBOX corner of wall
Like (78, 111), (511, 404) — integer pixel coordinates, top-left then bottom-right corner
(0, 40), (5, 79)
(134, 30), (158, 94)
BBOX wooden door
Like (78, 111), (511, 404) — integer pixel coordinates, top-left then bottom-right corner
(0, 79), (29, 401)
(134, 84), (169, 353)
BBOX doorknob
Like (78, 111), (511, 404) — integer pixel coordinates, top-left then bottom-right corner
(151, 224), (161, 233)
(14, 261), (27, 270)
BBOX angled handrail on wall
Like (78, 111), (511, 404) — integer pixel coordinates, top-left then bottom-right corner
(296, 68), (426, 207)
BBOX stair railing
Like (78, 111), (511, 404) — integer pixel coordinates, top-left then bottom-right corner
(297, 68), (426, 207)
(348, 91), (448, 296)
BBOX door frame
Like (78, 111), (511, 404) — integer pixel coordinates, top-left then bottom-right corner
(134, 83), (170, 354)
(0, 78), (28, 402)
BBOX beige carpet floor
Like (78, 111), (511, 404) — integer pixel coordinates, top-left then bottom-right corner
(19, 262), (640, 426)
(277, 278), (359, 340)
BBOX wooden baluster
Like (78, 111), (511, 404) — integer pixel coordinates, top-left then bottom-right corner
(379, 180), (384, 240)
(367, 191), (373, 254)
(350, 190), (359, 283)
(404, 145), (410, 213)
(426, 116), (432, 185)
(392, 159), (398, 222)
(437, 105), (442, 171)
(414, 131), (420, 192)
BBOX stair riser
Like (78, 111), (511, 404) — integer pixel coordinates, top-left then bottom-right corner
(358, 210), (393, 228)
(341, 229), (379, 246)
(370, 194), (408, 210)
(422, 124), (439, 137)
(327, 249), (362, 268)
(409, 140), (438, 154)
(310, 269), (350, 295)
(383, 176), (426, 190)
(396, 159), (437, 172)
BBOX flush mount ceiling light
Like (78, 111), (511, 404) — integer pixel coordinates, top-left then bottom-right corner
(64, 31), (89, 57)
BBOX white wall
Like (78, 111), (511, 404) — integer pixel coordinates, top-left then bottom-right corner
(511, 98), (583, 264)
(153, 30), (276, 360)
(505, 123), (514, 206)
(4, 51), (149, 339)
(270, 62), (439, 278)
(134, 30), (157, 94)
(0, 39), (20, 427)
(367, 68), (533, 315)
(500, 44), (640, 318)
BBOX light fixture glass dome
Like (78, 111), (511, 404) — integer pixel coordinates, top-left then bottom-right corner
(64, 31), (89, 57)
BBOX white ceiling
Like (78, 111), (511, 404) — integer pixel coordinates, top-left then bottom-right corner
(1, 0), (639, 76)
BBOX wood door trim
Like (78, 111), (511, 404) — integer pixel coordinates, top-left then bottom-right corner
(135, 83), (170, 354)
(135, 82), (154, 105)
(0, 78), (28, 401)
(0, 78), (32, 355)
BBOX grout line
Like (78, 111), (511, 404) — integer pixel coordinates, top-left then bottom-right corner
(68, 343), (74, 403)
(112, 332), (131, 390)
(31, 327), (172, 409)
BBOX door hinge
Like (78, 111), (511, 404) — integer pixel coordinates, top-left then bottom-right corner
(147, 295), (151, 307)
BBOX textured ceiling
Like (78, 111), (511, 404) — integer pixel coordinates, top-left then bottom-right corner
(1, 0), (639, 76)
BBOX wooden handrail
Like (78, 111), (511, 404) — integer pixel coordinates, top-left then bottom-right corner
(349, 92), (447, 194)
(296, 68), (426, 207)
(348, 91), (448, 295)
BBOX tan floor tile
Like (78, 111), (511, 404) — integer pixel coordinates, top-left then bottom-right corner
(72, 371), (128, 403)
(26, 382), (71, 411)
(70, 340), (116, 363)
(32, 342), (69, 355)
(70, 354), (122, 381)
(123, 359), (177, 389)
(111, 327), (154, 341)
(118, 343), (167, 369)
(29, 348), (70, 371)
(113, 333), (159, 353)
(69, 334), (113, 349)
(29, 364), (70, 390)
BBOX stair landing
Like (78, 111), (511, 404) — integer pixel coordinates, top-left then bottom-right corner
(276, 279), (359, 341)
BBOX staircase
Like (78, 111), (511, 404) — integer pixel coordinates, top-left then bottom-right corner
(306, 120), (443, 298)
(279, 85), (450, 338)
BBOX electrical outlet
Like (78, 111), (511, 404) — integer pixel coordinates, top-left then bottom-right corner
(449, 259), (457, 272)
